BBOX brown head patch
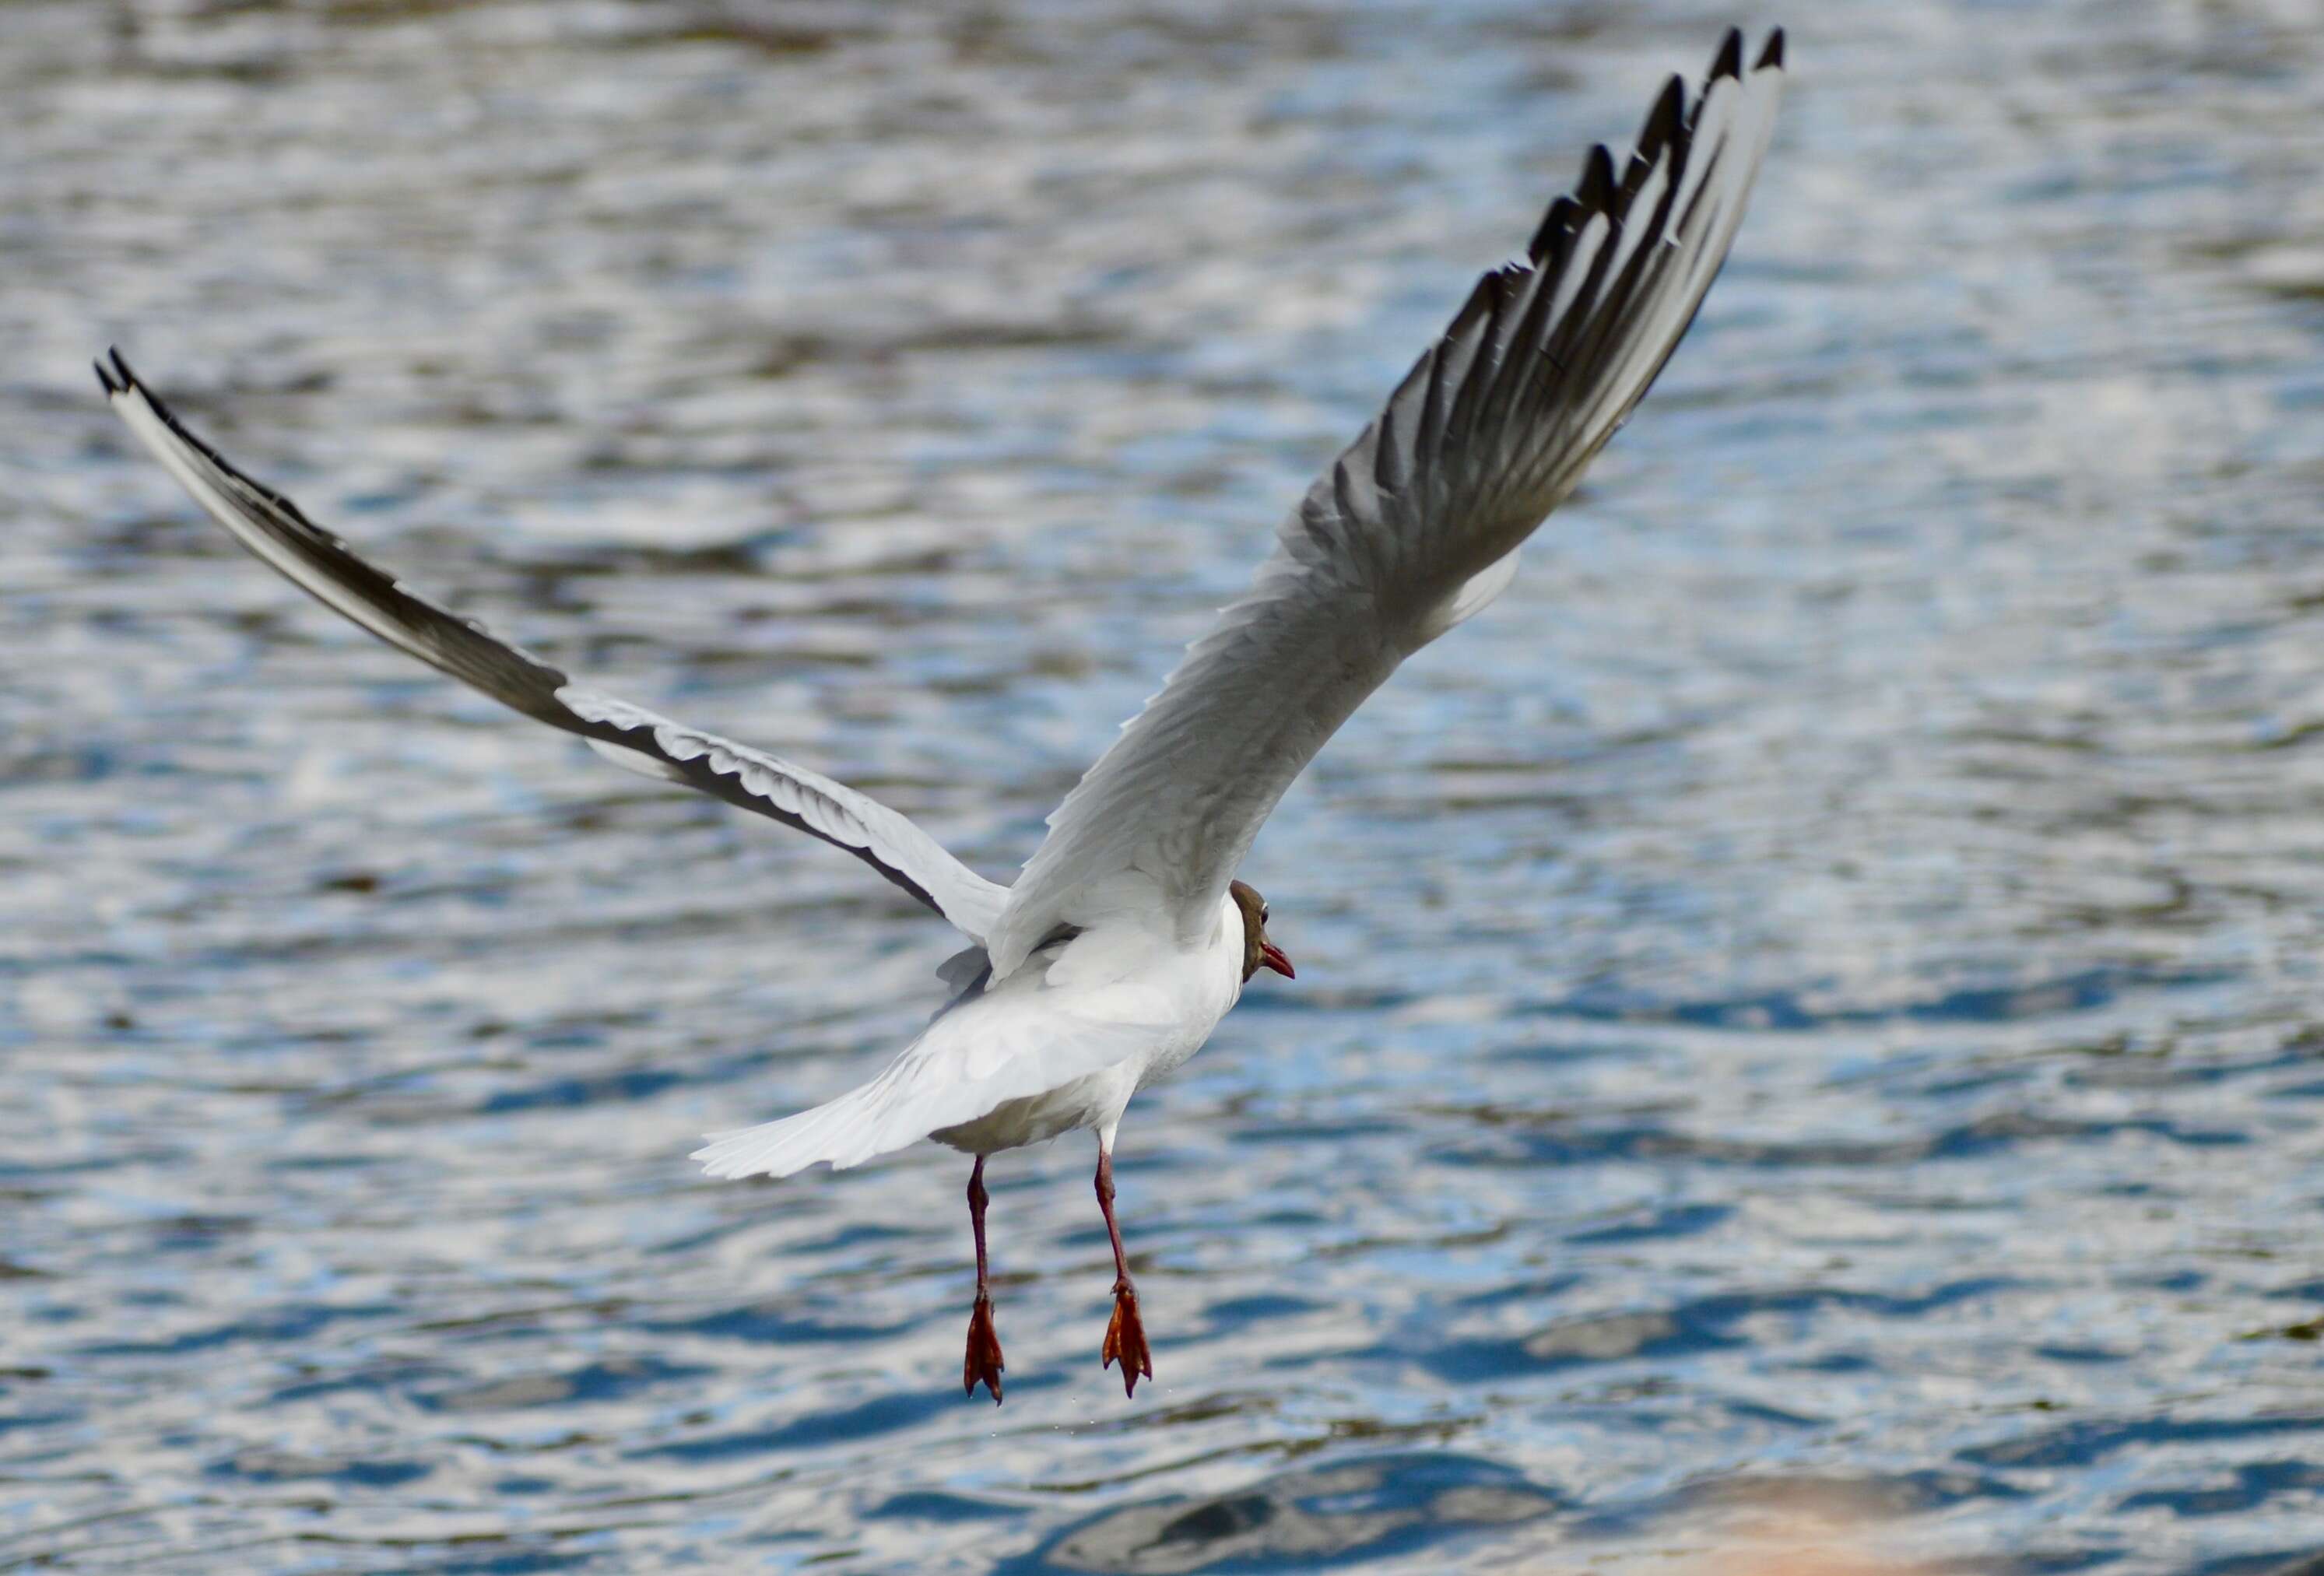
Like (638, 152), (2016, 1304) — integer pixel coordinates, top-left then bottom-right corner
(1229, 879), (1270, 982)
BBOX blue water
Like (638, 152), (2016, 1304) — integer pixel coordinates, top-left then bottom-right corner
(9, 1), (2324, 1570)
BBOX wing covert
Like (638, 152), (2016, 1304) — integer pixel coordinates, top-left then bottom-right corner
(988, 30), (1785, 974)
(97, 350), (1009, 941)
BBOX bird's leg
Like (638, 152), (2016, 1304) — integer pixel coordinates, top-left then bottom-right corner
(1095, 1146), (1154, 1396)
(963, 1157), (1004, 1403)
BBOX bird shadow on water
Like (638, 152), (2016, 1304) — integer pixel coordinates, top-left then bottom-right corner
(991, 1452), (1564, 1575)
(976, 1449), (2075, 1575)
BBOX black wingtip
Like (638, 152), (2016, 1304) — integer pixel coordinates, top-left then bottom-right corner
(1757, 27), (1785, 71)
(1525, 195), (1579, 264)
(98, 346), (139, 396)
(1639, 73), (1687, 156)
(1711, 26), (1744, 80)
(1577, 143), (1616, 211)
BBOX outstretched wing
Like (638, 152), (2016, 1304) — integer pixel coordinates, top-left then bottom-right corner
(987, 30), (1785, 975)
(97, 352), (1009, 942)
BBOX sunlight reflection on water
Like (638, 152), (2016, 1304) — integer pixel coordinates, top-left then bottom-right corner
(9, 0), (2324, 1571)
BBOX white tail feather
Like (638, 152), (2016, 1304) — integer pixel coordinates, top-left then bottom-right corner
(693, 1077), (905, 1180)
(693, 914), (1210, 1182)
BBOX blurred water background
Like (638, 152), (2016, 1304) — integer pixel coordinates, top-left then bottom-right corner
(9, 0), (2324, 1569)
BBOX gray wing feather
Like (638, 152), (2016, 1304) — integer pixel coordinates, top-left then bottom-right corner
(97, 353), (1009, 941)
(988, 30), (1785, 974)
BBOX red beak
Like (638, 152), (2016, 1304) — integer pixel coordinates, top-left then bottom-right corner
(1260, 942), (1294, 978)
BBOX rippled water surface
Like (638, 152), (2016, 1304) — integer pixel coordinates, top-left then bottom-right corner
(11, 1), (2324, 1571)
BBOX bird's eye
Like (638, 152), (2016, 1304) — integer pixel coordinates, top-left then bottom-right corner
(1260, 904), (1269, 923)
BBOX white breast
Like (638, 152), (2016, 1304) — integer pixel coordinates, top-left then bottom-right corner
(927, 892), (1245, 1156)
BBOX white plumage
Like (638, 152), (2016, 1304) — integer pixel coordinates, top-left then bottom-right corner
(100, 29), (1786, 1401)
(988, 32), (1784, 978)
(698, 880), (1246, 1179)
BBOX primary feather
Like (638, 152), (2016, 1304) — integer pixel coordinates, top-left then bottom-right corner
(95, 351), (1009, 942)
(987, 30), (1785, 976)
(97, 31), (1787, 1199)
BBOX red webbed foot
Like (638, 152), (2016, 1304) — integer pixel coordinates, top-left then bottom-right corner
(964, 1293), (1005, 1404)
(1100, 1279), (1154, 1397)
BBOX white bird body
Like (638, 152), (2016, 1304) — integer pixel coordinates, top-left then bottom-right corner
(97, 27), (1786, 1399)
(929, 900), (1244, 1158)
(698, 882), (1247, 1173)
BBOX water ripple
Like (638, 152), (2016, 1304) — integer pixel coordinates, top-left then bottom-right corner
(11, 0), (2324, 1571)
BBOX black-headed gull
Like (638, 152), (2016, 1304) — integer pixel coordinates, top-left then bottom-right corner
(100, 28), (1784, 1402)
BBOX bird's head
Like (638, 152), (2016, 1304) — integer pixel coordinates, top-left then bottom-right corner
(1228, 879), (1294, 982)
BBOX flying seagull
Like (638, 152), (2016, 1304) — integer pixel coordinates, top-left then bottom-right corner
(100, 27), (1785, 1402)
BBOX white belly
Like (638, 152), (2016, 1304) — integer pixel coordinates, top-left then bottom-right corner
(928, 897), (1244, 1157)
(930, 1060), (1143, 1154)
